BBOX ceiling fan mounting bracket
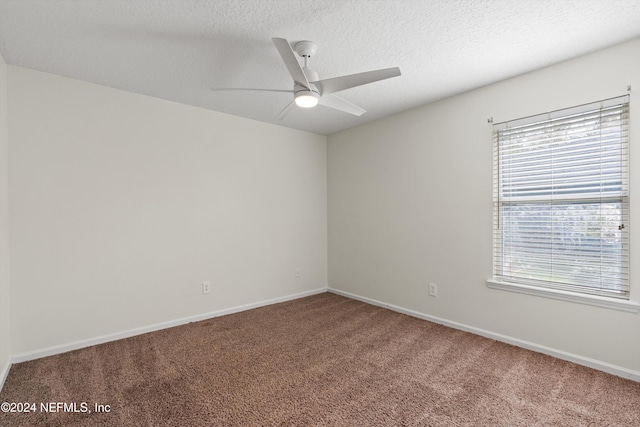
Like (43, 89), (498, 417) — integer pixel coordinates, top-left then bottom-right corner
(294, 40), (317, 58)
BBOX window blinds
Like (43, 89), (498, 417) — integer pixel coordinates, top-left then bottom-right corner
(492, 95), (629, 299)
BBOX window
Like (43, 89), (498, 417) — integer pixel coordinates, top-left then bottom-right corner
(491, 96), (629, 301)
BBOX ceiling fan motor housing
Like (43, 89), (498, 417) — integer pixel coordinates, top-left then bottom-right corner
(302, 66), (318, 83)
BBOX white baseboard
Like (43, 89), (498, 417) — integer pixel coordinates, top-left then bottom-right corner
(12, 287), (327, 364)
(0, 358), (10, 392)
(328, 287), (640, 383)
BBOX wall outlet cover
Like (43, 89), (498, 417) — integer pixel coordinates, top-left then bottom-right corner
(429, 283), (438, 297)
(202, 281), (211, 294)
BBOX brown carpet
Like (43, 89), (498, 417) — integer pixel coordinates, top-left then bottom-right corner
(1, 292), (639, 426)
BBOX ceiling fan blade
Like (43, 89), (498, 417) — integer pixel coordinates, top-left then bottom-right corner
(272, 37), (310, 89)
(319, 94), (366, 116)
(315, 67), (401, 96)
(276, 100), (296, 121)
(210, 88), (293, 93)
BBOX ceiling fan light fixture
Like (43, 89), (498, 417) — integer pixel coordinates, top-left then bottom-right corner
(294, 90), (319, 108)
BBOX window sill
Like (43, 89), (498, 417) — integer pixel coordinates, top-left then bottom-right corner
(486, 279), (640, 313)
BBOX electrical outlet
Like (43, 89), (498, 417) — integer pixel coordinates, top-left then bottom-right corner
(202, 281), (211, 294)
(429, 283), (438, 297)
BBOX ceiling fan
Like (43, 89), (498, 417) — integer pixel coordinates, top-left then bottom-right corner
(212, 37), (401, 120)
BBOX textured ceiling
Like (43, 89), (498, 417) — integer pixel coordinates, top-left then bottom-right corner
(1, 0), (640, 135)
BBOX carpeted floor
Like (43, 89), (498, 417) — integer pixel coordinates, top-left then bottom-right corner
(1, 292), (639, 426)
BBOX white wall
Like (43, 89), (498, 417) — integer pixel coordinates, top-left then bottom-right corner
(8, 67), (327, 355)
(0, 52), (10, 383)
(328, 38), (640, 374)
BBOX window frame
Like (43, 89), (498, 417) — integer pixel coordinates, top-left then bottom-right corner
(487, 96), (639, 313)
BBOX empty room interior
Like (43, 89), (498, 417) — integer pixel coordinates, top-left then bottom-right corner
(1, 1), (640, 425)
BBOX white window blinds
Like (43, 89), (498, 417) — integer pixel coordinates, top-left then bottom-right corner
(492, 96), (629, 299)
